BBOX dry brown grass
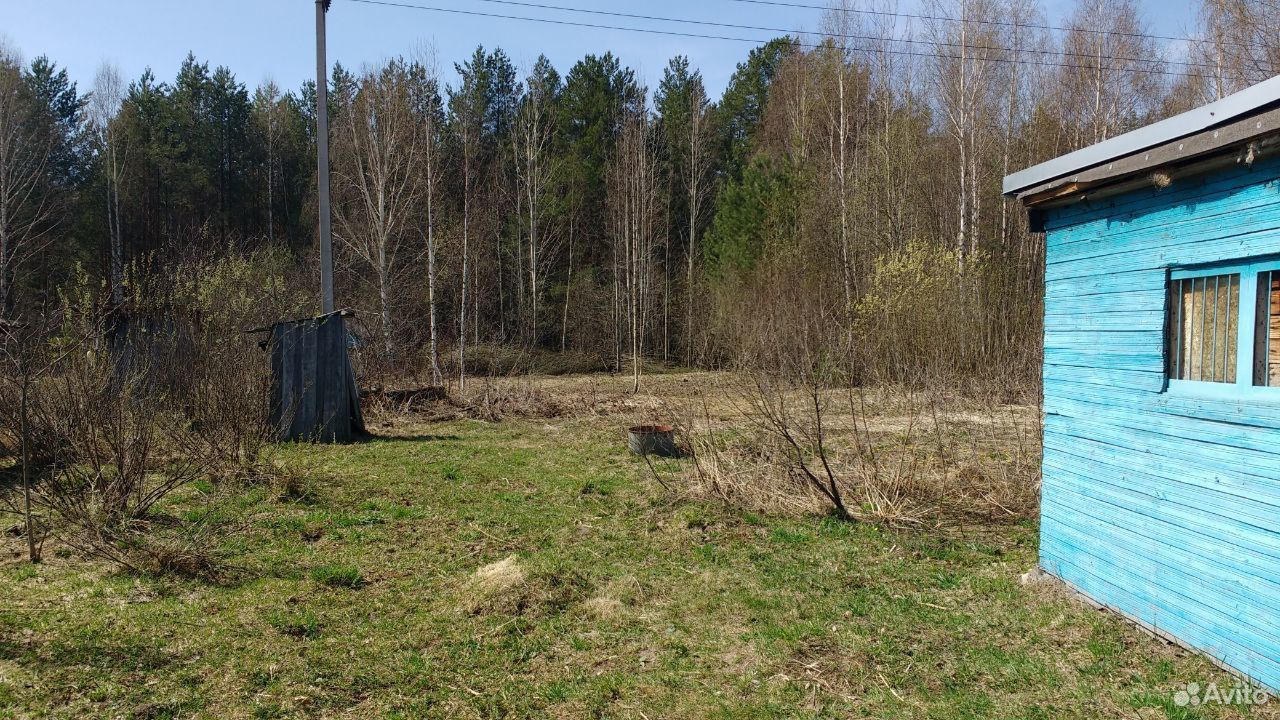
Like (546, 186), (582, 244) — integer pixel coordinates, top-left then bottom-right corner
(364, 379), (569, 423)
(678, 373), (1041, 527)
(364, 370), (1041, 529)
(363, 374), (675, 426)
(459, 554), (595, 618)
(463, 556), (529, 615)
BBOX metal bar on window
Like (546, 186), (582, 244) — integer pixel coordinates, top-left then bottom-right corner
(1199, 277), (1208, 382)
(1254, 271), (1268, 387)
(1212, 275), (1221, 382)
(1185, 277), (1191, 380)
(1221, 275), (1229, 382)
(1224, 275), (1231, 382)
(1263, 270), (1269, 387)
(1185, 277), (1193, 381)
(1221, 276), (1229, 382)
(1174, 278), (1184, 380)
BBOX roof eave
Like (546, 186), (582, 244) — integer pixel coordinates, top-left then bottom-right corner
(1003, 74), (1280, 197)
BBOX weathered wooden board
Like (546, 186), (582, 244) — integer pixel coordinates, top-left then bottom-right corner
(1041, 153), (1280, 692)
(1045, 154), (1280, 233)
(268, 312), (364, 443)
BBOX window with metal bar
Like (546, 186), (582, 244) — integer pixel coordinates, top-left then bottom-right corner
(1166, 259), (1280, 395)
(1167, 274), (1239, 383)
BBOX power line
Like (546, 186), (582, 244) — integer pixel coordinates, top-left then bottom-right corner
(720, 0), (1244, 49)
(340, 0), (1243, 81)
(467, 0), (1222, 72)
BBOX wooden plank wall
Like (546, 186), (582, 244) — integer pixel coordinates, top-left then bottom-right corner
(269, 313), (365, 443)
(1041, 155), (1280, 692)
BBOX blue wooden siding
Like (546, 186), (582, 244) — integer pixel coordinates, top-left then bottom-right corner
(1041, 154), (1280, 691)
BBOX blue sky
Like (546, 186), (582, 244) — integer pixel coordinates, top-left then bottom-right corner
(2, 0), (1200, 102)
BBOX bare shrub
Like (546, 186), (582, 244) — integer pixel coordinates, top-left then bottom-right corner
(18, 337), (232, 575)
(461, 378), (569, 421)
(0, 248), (303, 574)
(0, 312), (92, 470)
(687, 372), (1040, 527)
(0, 318), (51, 562)
(162, 250), (306, 477)
(854, 240), (1041, 394)
(0, 304), (113, 562)
(691, 231), (1040, 527)
(710, 234), (1041, 400)
(456, 343), (609, 377)
(688, 425), (829, 517)
(103, 248), (307, 479)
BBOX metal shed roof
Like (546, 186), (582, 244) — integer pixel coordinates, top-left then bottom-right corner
(1003, 74), (1280, 196)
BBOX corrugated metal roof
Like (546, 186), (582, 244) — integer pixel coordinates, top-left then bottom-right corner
(1003, 74), (1280, 196)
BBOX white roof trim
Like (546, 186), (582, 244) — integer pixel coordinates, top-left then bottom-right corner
(1003, 74), (1280, 195)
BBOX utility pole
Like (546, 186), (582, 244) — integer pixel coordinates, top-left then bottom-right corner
(259, 0), (362, 444)
(316, 0), (335, 314)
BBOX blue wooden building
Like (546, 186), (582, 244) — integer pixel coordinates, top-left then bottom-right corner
(1005, 78), (1280, 691)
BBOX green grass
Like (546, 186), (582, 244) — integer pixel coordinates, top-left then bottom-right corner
(0, 406), (1259, 718)
(309, 564), (364, 589)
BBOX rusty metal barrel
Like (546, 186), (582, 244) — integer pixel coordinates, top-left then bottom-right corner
(627, 424), (677, 458)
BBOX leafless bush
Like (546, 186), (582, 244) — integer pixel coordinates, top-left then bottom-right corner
(852, 241), (1041, 395)
(12, 337), (234, 575)
(462, 378), (570, 421)
(688, 375), (1040, 526)
(0, 248), (304, 574)
(454, 343), (610, 377)
(691, 231), (1041, 527)
(109, 248), (307, 479)
(709, 233), (1041, 400)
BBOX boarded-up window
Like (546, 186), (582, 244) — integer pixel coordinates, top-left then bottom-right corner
(1167, 274), (1239, 383)
(1255, 271), (1280, 387)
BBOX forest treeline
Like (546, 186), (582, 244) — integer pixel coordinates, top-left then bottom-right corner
(1, 0), (1277, 388)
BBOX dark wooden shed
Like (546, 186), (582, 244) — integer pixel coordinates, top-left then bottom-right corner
(263, 310), (364, 443)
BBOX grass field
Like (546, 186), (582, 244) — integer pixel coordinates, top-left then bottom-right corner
(0, 373), (1262, 719)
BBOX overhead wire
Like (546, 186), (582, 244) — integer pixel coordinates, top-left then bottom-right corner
(340, 0), (1247, 82)
(464, 0), (1225, 71)
(720, 0), (1252, 49)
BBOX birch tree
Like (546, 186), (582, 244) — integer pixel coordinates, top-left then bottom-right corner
(332, 61), (425, 362)
(683, 81), (710, 365)
(252, 79), (282, 246)
(656, 57), (713, 366)
(91, 63), (127, 308)
(926, 0), (1008, 266)
(448, 51), (487, 390)
(410, 51), (446, 385)
(1056, 0), (1163, 149)
(1191, 0), (1280, 98)
(610, 109), (659, 391)
(819, 2), (869, 314)
(513, 56), (561, 344)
